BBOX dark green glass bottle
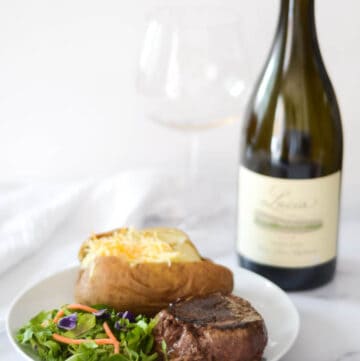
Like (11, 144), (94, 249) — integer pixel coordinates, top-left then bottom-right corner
(237, 0), (343, 290)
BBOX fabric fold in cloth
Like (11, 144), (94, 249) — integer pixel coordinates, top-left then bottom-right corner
(0, 182), (89, 275)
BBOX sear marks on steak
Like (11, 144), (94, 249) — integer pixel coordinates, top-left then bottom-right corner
(153, 293), (267, 361)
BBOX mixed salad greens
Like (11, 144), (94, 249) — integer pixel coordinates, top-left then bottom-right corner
(16, 303), (159, 361)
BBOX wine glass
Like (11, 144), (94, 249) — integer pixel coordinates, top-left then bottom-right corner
(136, 5), (250, 228)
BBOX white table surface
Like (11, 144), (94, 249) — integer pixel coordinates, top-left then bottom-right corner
(1, 215), (359, 361)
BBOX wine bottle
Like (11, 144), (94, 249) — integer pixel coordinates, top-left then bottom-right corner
(237, 0), (343, 290)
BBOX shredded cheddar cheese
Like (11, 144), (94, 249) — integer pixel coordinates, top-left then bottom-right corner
(80, 227), (201, 267)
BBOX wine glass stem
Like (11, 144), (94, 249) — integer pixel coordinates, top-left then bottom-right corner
(188, 133), (200, 188)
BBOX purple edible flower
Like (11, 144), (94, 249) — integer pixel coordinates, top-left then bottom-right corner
(121, 311), (135, 323)
(92, 309), (110, 319)
(114, 321), (123, 331)
(57, 313), (77, 330)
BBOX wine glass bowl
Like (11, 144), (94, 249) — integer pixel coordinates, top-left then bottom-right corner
(137, 6), (248, 130)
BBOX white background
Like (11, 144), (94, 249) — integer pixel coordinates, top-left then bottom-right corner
(0, 0), (359, 215)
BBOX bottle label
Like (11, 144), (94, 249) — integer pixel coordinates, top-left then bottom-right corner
(237, 166), (341, 268)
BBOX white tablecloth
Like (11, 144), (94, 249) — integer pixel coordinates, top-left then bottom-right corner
(1, 174), (359, 361)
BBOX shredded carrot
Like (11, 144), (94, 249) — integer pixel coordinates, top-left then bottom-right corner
(103, 322), (120, 354)
(52, 334), (114, 345)
(53, 310), (65, 323)
(114, 342), (120, 354)
(53, 303), (97, 323)
(67, 303), (98, 313)
(103, 322), (117, 342)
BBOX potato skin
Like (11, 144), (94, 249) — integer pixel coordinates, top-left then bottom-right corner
(75, 256), (233, 316)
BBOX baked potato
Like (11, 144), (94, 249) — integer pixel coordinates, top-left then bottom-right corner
(75, 227), (233, 315)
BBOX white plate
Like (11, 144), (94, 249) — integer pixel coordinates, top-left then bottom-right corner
(6, 265), (299, 361)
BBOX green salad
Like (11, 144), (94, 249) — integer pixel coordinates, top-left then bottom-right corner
(16, 303), (159, 361)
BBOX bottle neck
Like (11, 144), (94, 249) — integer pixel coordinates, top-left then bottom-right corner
(283, 0), (315, 28)
(278, 0), (319, 62)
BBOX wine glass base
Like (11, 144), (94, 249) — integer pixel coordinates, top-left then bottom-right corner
(127, 174), (233, 230)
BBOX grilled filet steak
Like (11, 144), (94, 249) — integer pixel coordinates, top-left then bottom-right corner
(154, 293), (267, 361)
